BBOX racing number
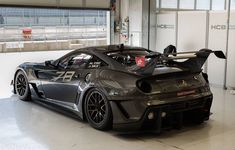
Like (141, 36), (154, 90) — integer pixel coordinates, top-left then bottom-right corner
(52, 71), (75, 82)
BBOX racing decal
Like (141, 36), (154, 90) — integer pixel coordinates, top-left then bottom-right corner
(135, 56), (145, 68)
(88, 62), (101, 68)
(177, 90), (196, 97)
(52, 71), (75, 82)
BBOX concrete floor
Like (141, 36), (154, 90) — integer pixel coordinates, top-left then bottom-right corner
(0, 87), (235, 150)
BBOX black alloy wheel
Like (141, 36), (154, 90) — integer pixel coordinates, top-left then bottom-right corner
(85, 89), (112, 130)
(15, 71), (31, 101)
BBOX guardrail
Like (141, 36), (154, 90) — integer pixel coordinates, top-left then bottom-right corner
(0, 26), (107, 42)
(0, 26), (108, 53)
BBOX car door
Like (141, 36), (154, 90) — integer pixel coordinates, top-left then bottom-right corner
(39, 52), (93, 104)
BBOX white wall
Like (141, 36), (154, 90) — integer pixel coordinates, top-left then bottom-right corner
(226, 11), (235, 88)
(207, 11), (227, 86)
(0, 50), (71, 99)
(128, 0), (156, 49)
(156, 12), (177, 53)
(129, 0), (143, 47)
(177, 11), (207, 52)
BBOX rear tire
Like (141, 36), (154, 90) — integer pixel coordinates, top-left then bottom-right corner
(14, 71), (31, 101)
(84, 88), (112, 130)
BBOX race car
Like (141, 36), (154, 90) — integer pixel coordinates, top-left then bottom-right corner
(12, 44), (226, 131)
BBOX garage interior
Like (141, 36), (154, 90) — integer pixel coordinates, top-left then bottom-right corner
(0, 0), (235, 149)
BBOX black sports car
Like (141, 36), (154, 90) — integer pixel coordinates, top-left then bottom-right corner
(12, 44), (226, 131)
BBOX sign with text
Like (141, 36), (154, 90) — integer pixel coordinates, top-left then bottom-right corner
(6, 42), (24, 49)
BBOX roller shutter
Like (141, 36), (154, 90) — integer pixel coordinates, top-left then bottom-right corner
(0, 0), (111, 9)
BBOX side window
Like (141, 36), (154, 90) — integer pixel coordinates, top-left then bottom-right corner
(87, 56), (108, 69)
(59, 53), (92, 69)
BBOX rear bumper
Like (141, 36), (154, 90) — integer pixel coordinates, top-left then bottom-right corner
(111, 95), (213, 132)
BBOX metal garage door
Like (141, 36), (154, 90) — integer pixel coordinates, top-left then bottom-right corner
(0, 0), (111, 9)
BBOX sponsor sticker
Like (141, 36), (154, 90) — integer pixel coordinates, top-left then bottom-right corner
(177, 90), (196, 96)
(135, 56), (145, 67)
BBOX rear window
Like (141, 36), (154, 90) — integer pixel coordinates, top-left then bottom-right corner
(106, 50), (152, 67)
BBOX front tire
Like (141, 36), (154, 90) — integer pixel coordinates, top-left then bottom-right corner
(15, 71), (31, 101)
(84, 89), (112, 130)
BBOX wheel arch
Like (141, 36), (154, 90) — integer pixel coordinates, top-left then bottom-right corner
(80, 87), (96, 120)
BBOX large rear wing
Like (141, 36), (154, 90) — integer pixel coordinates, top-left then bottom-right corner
(136, 49), (226, 75)
(164, 49), (226, 73)
(164, 49), (226, 60)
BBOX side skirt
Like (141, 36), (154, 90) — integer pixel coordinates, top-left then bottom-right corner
(31, 95), (83, 119)
(29, 83), (84, 119)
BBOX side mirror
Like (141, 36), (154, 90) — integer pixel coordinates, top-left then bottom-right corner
(45, 60), (56, 67)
